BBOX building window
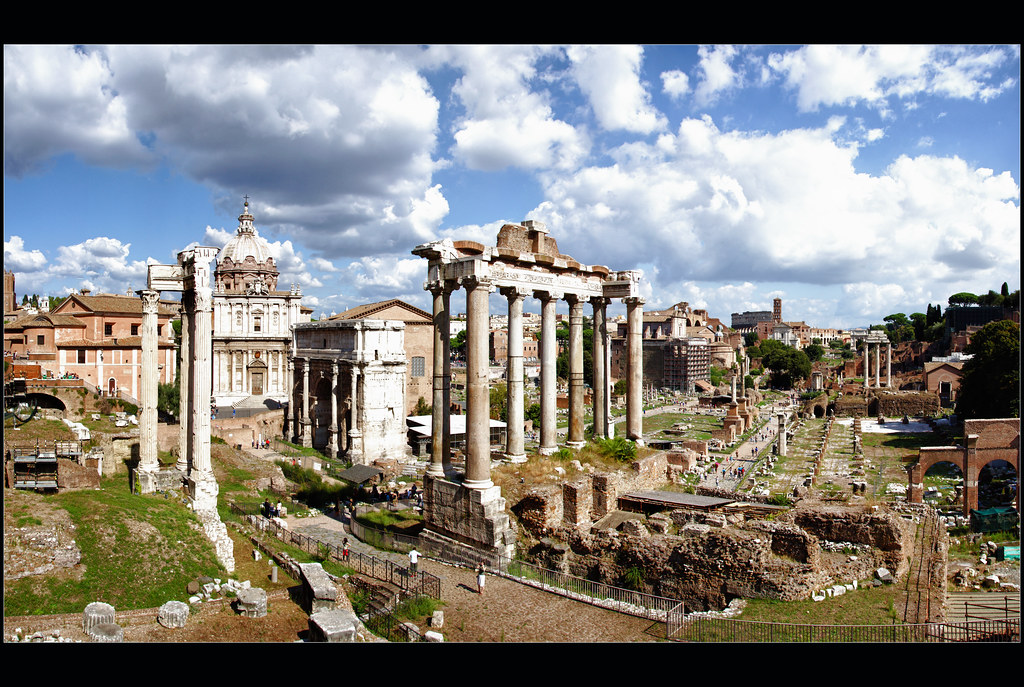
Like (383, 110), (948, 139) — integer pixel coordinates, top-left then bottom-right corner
(78, 349), (86, 364)
(131, 324), (139, 336)
(104, 323), (113, 336)
(411, 356), (425, 377)
(37, 335), (45, 345)
(253, 317), (261, 332)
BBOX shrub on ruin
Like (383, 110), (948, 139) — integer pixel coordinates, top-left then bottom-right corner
(592, 436), (636, 463)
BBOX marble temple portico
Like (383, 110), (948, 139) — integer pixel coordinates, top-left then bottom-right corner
(856, 330), (892, 390)
(412, 221), (642, 560)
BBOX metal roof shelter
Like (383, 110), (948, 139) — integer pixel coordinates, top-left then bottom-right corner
(618, 490), (736, 513)
(336, 464), (385, 485)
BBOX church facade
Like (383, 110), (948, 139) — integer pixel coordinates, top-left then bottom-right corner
(211, 201), (309, 408)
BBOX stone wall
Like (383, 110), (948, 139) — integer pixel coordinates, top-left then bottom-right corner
(424, 476), (515, 559)
(56, 457), (100, 490)
(528, 503), (912, 612)
(212, 410), (283, 447)
(872, 391), (939, 418)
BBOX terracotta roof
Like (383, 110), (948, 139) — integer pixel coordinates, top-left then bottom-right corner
(329, 299), (431, 323)
(56, 336), (174, 348)
(55, 293), (176, 317)
(4, 313), (86, 330)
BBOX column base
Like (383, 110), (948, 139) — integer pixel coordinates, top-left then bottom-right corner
(565, 441), (586, 450)
(504, 453), (527, 463)
(461, 477), (494, 490)
(425, 464), (446, 478)
(539, 446), (557, 456)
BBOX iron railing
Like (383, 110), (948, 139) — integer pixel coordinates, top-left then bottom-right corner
(497, 556), (681, 622)
(675, 616), (1020, 642)
(229, 503), (440, 599)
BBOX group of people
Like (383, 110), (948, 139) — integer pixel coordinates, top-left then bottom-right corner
(261, 498), (284, 518)
(252, 439), (271, 450)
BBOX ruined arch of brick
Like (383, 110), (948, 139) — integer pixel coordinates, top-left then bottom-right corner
(907, 418), (1020, 517)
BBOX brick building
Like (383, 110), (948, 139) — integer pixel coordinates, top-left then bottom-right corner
(4, 291), (178, 398)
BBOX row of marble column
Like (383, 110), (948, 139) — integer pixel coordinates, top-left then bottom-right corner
(861, 341), (892, 388)
(425, 276), (644, 490)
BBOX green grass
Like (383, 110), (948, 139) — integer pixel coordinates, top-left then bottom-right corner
(739, 583), (903, 626)
(4, 476), (225, 617)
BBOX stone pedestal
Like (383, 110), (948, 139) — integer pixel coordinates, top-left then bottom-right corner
(298, 562), (338, 614)
(422, 475), (515, 560)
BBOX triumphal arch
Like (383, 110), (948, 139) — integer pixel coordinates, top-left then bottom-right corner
(412, 220), (643, 561)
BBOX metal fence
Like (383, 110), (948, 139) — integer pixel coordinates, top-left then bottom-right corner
(228, 503), (440, 600)
(673, 616), (1020, 643)
(497, 556), (680, 622)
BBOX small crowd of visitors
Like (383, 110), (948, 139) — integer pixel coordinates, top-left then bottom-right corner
(261, 498), (284, 518)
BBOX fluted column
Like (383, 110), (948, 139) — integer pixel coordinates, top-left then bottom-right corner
(591, 297), (609, 440)
(503, 286), (528, 462)
(138, 289), (160, 488)
(463, 275), (493, 489)
(284, 357), (294, 439)
(328, 362), (339, 458)
(300, 358), (312, 447)
(428, 283), (451, 477)
(348, 365), (362, 463)
(536, 290), (562, 455)
(566, 294), (585, 448)
(777, 411), (787, 457)
(625, 296), (645, 445)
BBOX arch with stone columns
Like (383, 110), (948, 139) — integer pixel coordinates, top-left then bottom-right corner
(412, 221), (643, 559)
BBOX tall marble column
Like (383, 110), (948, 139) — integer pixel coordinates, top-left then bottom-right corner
(328, 362), (339, 458)
(176, 292), (192, 473)
(625, 296), (645, 445)
(284, 357), (294, 440)
(863, 340), (870, 389)
(348, 365), (362, 463)
(463, 276), (493, 489)
(874, 342), (881, 388)
(777, 412), (787, 457)
(300, 358), (312, 447)
(503, 286), (528, 462)
(591, 297), (609, 440)
(428, 283), (451, 477)
(138, 289), (160, 489)
(566, 294), (585, 448)
(536, 290), (562, 455)
(190, 284), (214, 477)
(886, 343), (892, 388)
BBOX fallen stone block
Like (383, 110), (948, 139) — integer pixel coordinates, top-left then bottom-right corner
(235, 587), (268, 618)
(425, 630), (444, 642)
(430, 610), (444, 628)
(158, 600), (190, 628)
(83, 602), (115, 638)
(309, 609), (359, 643)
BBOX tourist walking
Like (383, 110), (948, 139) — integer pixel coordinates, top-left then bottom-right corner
(476, 564), (486, 595)
(342, 538), (350, 562)
(409, 548), (420, 574)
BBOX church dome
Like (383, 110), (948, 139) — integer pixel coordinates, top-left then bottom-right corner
(215, 200), (278, 293)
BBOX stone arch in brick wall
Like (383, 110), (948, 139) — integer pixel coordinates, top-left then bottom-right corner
(907, 419), (1019, 517)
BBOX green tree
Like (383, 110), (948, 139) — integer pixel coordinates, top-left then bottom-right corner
(525, 403), (541, 425)
(948, 292), (978, 307)
(761, 343), (811, 389)
(412, 396), (431, 416)
(805, 343), (824, 362)
(955, 320), (1020, 419)
(613, 379), (627, 396)
(909, 312), (927, 341)
(489, 383), (508, 421)
(450, 329), (468, 359)
(743, 332), (760, 348)
(157, 381), (180, 418)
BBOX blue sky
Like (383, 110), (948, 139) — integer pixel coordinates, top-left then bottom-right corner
(4, 44), (1020, 329)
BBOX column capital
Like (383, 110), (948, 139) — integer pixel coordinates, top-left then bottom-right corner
(624, 295), (646, 306)
(564, 293), (583, 306)
(500, 285), (531, 301)
(462, 274), (494, 292)
(589, 295), (611, 307)
(534, 289), (564, 302)
(427, 279), (458, 296)
(139, 289), (160, 313)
